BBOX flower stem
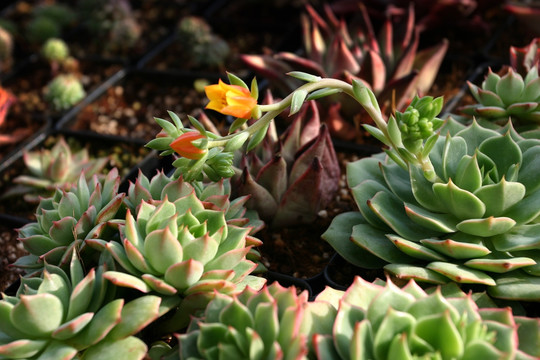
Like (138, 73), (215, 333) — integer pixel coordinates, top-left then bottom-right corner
(207, 78), (356, 149)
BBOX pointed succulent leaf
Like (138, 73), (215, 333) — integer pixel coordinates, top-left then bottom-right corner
(456, 217), (516, 237)
(384, 264), (449, 284)
(427, 262), (496, 285)
(11, 294), (64, 337)
(432, 179), (486, 220)
(387, 235), (447, 261)
(80, 336), (147, 360)
(143, 227), (183, 275)
(163, 259), (204, 292)
(106, 296), (161, 341)
(465, 257), (536, 273)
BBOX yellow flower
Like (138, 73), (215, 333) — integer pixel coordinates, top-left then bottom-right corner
(205, 79), (257, 119)
(170, 131), (207, 160)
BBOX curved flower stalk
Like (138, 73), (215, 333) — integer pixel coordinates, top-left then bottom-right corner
(96, 190), (266, 329)
(232, 100), (341, 228)
(15, 169), (125, 275)
(323, 82), (540, 301)
(311, 276), (540, 359)
(169, 282), (318, 359)
(241, 2), (448, 134)
(0, 251), (175, 360)
(459, 65), (540, 128)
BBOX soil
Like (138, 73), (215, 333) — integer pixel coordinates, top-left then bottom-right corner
(65, 70), (212, 141)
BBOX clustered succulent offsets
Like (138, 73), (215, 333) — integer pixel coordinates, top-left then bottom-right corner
(150, 277), (540, 359)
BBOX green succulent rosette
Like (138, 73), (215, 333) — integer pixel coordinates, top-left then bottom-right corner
(173, 282), (317, 359)
(11, 137), (109, 203)
(0, 251), (177, 360)
(94, 185), (265, 329)
(16, 169), (125, 275)
(323, 115), (540, 300)
(460, 66), (540, 128)
(312, 277), (540, 359)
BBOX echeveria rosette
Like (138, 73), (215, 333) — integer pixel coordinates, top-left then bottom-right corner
(460, 66), (540, 128)
(124, 170), (264, 237)
(311, 276), (540, 359)
(15, 169), (125, 275)
(232, 100), (341, 228)
(98, 192), (265, 329)
(323, 105), (540, 300)
(174, 282), (322, 359)
(0, 251), (177, 360)
(12, 136), (109, 202)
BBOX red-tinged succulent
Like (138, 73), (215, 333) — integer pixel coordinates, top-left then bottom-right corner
(504, 1), (540, 37)
(241, 2), (448, 138)
(510, 37), (540, 77)
(232, 100), (341, 228)
(11, 137), (109, 202)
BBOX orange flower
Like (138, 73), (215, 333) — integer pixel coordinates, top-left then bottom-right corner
(170, 131), (207, 160)
(205, 79), (257, 119)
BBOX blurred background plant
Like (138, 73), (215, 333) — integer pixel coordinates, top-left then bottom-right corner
(242, 2), (448, 141)
(176, 16), (230, 70)
(4, 136), (109, 202)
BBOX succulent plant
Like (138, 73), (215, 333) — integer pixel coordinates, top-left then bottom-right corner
(44, 73), (86, 111)
(94, 187), (266, 329)
(322, 84), (540, 301)
(12, 136), (109, 202)
(0, 251), (176, 360)
(174, 282), (316, 359)
(241, 2), (448, 139)
(25, 16), (61, 45)
(32, 3), (77, 29)
(108, 16), (142, 51)
(509, 37), (540, 77)
(123, 170), (264, 236)
(76, 0), (141, 52)
(231, 100), (341, 228)
(177, 16), (230, 68)
(504, 1), (540, 37)
(311, 276), (540, 359)
(41, 37), (70, 64)
(459, 65), (540, 127)
(15, 168), (125, 275)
